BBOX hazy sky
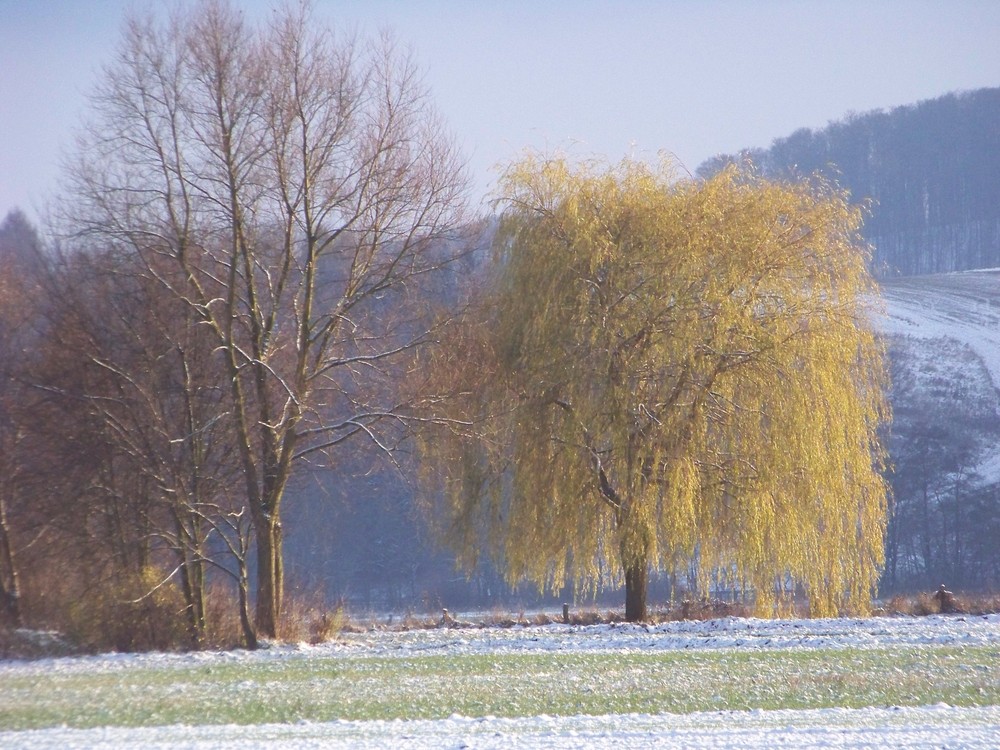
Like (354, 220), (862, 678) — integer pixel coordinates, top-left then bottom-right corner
(2, 1), (999, 223)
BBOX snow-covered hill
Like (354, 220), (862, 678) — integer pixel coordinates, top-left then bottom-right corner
(876, 270), (1000, 590)
(880, 270), (1000, 391)
(879, 270), (1000, 484)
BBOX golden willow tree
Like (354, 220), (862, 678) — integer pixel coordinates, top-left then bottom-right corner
(421, 155), (889, 621)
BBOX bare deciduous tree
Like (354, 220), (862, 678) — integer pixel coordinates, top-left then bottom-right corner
(39, 246), (251, 646)
(63, 1), (467, 637)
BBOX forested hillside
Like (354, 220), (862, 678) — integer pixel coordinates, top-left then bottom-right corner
(698, 88), (1000, 277)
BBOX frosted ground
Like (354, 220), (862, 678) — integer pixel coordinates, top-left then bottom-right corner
(9, 705), (1000, 749)
(3, 614), (1000, 748)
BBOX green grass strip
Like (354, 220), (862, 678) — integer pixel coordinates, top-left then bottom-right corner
(2, 646), (998, 730)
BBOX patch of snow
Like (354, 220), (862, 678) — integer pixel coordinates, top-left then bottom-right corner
(4, 704), (1000, 749)
(3, 614), (1000, 672)
(879, 271), (1000, 394)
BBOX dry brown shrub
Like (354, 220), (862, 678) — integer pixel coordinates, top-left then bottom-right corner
(949, 592), (1000, 615)
(567, 609), (606, 626)
(883, 594), (911, 615)
(479, 610), (521, 628)
(308, 606), (348, 644)
(914, 592), (941, 616)
(275, 596), (350, 643)
(199, 583), (249, 650)
(65, 566), (190, 653)
(658, 599), (753, 622)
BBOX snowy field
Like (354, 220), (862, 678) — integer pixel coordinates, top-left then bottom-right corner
(8, 704), (1000, 749)
(3, 614), (999, 749)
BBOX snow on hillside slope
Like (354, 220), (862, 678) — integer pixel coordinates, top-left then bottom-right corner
(878, 269), (1000, 483)
(879, 270), (1000, 391)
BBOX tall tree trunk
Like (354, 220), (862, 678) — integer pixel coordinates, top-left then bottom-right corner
(182, 556), (206, 648)
(237, 553), (257, 650)
(0, 495), (20, 627)
(624, 560), (648, 622)
(253, 511), (283, 639)
(619, 493), (651, 623)
(177, 556), (199, 648)
(173, 512), (206, 648)
(621, 523), (650, 622)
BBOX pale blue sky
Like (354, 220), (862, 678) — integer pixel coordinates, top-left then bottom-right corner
(2, 1), (999, 222)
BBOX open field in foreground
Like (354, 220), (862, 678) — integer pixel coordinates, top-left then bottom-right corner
(1, 614), (999, 748)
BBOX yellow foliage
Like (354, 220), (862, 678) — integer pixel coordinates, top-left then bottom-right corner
(421, 153), (889, 617)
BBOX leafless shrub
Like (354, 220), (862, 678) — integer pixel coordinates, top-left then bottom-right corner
(65, 566), (191, 653)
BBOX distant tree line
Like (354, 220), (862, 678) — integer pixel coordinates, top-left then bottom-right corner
(698, 88), (1000, 277)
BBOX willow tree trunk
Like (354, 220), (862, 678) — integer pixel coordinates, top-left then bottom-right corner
(621, 526), (650, 622)
(624, 561), (648, 622)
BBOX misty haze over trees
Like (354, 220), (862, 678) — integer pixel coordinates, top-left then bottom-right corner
(1, 0), (998, 650)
